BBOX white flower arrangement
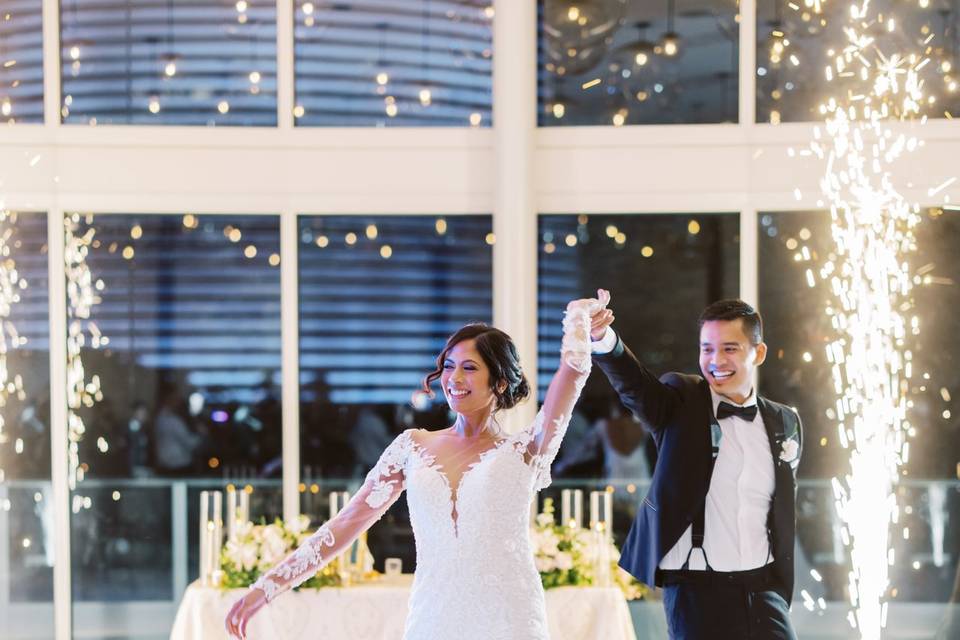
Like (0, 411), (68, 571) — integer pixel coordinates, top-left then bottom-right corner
(531, 498), (648, 600)
(219, 515), (341, 590)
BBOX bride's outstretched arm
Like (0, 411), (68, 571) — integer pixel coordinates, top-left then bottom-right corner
(224, 431), (414, 639)
(521, 290), (610, 490)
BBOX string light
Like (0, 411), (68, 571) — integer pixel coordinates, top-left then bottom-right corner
(0, 210), (29, 483)
(64, 214), (105, 501)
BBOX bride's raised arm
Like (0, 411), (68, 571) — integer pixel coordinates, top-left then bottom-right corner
(225, 430), (415, 639)
(520, 291), (610, 491)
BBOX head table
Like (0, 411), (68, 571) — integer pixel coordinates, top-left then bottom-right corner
(170, 576), (638, 640)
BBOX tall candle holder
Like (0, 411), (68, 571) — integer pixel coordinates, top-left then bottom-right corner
(328, 490), (350, 521)
(226, 485), (252, 542)
(561, 489), (571, 526)
(199, 490), (223, 586)
(589, 490), (613, 587)
(560, 489), (584, 529)
(328, 490), (350, 581)
(226, 486), (238, 542)
(239, 489), (250, 526)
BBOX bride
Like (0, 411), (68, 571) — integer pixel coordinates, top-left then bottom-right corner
(225, 291), (613, 639)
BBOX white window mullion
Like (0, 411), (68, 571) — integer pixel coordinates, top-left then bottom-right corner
(739, 207), (759, 307)
(277, 0), (295, 130)
(493, 0), (538, 432)
(280, 211), (300, 522)
(739, 0), (757, 126)
(47, 209), (71, 640)
(42, 0), (61, 127)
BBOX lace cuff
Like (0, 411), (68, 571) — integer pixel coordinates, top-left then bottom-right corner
(561, 299), (600, 374)
(252, 524), (335, 603)
(515, 410), (569, 492)
(248, 432), (412, 604)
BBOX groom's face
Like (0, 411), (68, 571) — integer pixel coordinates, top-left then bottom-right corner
(698, 319), (767, 401)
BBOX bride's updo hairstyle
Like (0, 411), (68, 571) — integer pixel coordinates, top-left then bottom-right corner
(421, 323), (530, 411)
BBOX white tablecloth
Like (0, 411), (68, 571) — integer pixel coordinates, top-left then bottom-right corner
(170, 578), (638, 640)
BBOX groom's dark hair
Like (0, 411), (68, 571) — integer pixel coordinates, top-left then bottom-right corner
(698, 299), (763, 346)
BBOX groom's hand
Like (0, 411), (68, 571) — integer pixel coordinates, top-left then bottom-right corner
(590, 289), (614, 341)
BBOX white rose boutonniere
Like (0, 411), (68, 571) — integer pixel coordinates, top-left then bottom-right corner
(779, 438), (800, 467)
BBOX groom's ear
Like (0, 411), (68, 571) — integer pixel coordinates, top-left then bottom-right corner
(753, 342), (768, 367)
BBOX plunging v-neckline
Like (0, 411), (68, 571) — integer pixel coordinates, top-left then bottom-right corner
(409, 430), (509, 537)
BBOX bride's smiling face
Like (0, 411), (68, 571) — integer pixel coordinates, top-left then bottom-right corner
(440, 340), (500, 414)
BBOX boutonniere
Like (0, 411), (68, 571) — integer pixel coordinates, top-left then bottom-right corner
(779, 437), (800, 467)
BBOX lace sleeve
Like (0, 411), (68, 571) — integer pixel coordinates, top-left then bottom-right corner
(250, 430), (413, 602)
(518, 299), (597, 491)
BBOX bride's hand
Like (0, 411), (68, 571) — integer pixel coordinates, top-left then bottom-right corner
(225, 588), (267, 640)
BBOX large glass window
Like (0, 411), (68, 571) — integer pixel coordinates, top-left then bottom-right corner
(297, 214), (493, 568)
(63, 213), (282, 636)
(60, 0), (278, 125)
(537, 212), (740, 546)
(0, 1), (44, 123)
(0, 212), (53, 639)
(538, 0), (740, 126)
(293, 0), (493, 127)
(759, 208), (960, 605)
(756, 0), (960, 123)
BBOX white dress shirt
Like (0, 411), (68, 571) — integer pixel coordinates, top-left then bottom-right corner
(592, 329), (776, 571)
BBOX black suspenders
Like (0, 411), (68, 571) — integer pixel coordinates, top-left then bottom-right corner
(680, 417), (775, 572)
(681, 420), (721, 571)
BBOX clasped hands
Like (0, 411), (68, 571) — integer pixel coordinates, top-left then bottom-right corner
(569, 288), (614, 341)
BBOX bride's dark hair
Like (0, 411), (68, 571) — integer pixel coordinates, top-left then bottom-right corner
(421, 323), (530, 410)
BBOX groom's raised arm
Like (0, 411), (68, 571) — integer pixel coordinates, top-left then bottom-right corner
(591, 320), (681, 431)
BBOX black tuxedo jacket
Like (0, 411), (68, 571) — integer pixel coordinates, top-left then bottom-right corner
(595, 337), (803, 604)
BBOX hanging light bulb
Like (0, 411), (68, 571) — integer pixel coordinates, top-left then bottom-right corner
(419, 88), (432, 106)
(613, 21), (655, 71)
(164, 60), (177, 77)
(660, 0), (680, 57)
(661, 32), (680, 57)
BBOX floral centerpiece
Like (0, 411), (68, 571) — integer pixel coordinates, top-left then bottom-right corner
(531, 498), (648, 600)
(219, 515), (341, 590)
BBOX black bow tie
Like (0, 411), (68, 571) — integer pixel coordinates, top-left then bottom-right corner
(716, 401), (758, 422)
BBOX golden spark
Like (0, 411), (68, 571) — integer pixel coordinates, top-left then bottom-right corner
(809, 1), (938, 637)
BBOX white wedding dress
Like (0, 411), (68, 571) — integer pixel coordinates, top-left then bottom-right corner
(251, 302), (596, 640)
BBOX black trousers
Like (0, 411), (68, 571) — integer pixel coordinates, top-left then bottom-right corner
(661, 573), (797, 640)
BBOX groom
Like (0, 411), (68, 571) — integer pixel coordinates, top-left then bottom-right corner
(589, 294), (801, 640)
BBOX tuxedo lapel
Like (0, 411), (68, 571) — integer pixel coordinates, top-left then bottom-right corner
(698, 379), (721, 462)
(758, 397), (796, 582)
(758, 397), (793, 487)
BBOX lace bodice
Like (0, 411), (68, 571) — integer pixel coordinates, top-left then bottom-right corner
(248, 300), (598, 639)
